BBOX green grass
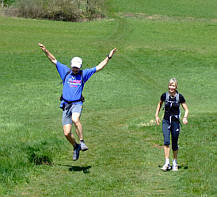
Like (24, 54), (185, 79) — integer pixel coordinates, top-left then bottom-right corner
(0, 0), (217, 196)
(107, 0), (217, 19)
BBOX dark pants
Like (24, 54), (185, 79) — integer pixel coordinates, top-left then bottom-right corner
(162, 119), (180, 151)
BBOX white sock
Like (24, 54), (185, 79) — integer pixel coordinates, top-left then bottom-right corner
(173, 159), (177, 165)
(165, 158), (170, 165)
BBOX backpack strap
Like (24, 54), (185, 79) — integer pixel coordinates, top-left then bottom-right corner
(166, 92), (170, 102)
(175, 92), (179, 103)
(63, 70), (84, 84)
(80, 70), (84, 85)
(165, 91), (179, 103)
(63, 70), (71, 84)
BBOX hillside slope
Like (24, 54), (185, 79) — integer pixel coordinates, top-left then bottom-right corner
(0, 0), (217, 196)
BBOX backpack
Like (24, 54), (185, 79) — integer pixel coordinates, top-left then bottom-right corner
(165, 91), (179, 105)
(164, 91), (180, 117)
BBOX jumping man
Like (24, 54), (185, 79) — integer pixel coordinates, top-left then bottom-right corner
(38, 43), (117, 161)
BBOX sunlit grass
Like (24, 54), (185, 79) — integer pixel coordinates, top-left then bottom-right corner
(0, 0), (217, 196)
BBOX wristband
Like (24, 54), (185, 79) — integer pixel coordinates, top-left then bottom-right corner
(107, 54), (112, 59)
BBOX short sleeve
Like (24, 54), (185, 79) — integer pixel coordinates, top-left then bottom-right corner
(160, 93), (166, 102)
(179, 94), (186, 103)
(56, 61), (70, 81)
(83, 67), (96, 83)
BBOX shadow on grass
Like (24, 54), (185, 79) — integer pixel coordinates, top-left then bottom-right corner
(179, 165), (188, 170)
(57, 164), (91, 174)
(158, 164), (188, 171)
(69, 166), (91, 173)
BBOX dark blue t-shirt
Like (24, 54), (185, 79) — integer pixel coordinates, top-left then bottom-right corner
(160, 92), (186, 120)
(56, 61), (96, 105)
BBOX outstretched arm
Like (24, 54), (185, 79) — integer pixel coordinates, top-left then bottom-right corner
(96, 48), (117, 72)
(155, 100), (163, 125)
(38, 43), (57, 65)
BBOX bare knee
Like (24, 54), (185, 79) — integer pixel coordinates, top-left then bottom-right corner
(64, 130), (71, 137)
(63, 125), (72, 137)
(72, 113), (81, 126)
(72, 118), (80, 126)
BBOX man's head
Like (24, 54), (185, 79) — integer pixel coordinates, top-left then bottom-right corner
(71, 57), (82, 74)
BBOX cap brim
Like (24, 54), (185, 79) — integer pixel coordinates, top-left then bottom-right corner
(71, 65), (81, 68)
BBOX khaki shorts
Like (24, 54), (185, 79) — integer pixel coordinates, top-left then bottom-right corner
(62, 104), (83, 125)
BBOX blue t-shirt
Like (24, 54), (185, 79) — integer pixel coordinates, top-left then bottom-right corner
(56, 61), (96, 105)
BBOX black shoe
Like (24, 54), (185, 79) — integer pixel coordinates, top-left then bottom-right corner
(73, 144), (81, 161)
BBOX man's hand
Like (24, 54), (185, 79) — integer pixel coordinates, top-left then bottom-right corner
(38, 42), (57, 65)
(96, 48), (117, 72)
(38, 43), (46, 51)
(108, 48), (117, 59)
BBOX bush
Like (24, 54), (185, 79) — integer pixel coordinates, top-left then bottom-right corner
(1, 0), (15, 7)
(7, 0), (104, 22)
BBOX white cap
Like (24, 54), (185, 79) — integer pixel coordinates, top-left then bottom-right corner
(70, 57), (82, 68)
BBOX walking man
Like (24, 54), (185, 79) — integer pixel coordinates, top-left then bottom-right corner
(38, 43), (117, 161)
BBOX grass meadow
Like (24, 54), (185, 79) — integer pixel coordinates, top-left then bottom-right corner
(0, 0), (217, 196)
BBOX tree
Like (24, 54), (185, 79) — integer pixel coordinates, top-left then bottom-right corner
(1, 0), (15, 7)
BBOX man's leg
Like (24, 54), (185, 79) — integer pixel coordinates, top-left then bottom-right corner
(63, 124), (81, 161)
(63, 124), (77, 148)
(62, 106), (81, 161)
(72, 112), (88, 151)
(72, 112), (83, 140)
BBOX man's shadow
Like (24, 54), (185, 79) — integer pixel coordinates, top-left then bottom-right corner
(69, 165), (91, 173)
(57, 164), (91, 174)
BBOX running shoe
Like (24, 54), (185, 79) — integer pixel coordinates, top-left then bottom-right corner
(172, 164), (178, 171)
(80, 141), (88, 151)
(161, 163), (171, 171)
(73, 144), (81, 161)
